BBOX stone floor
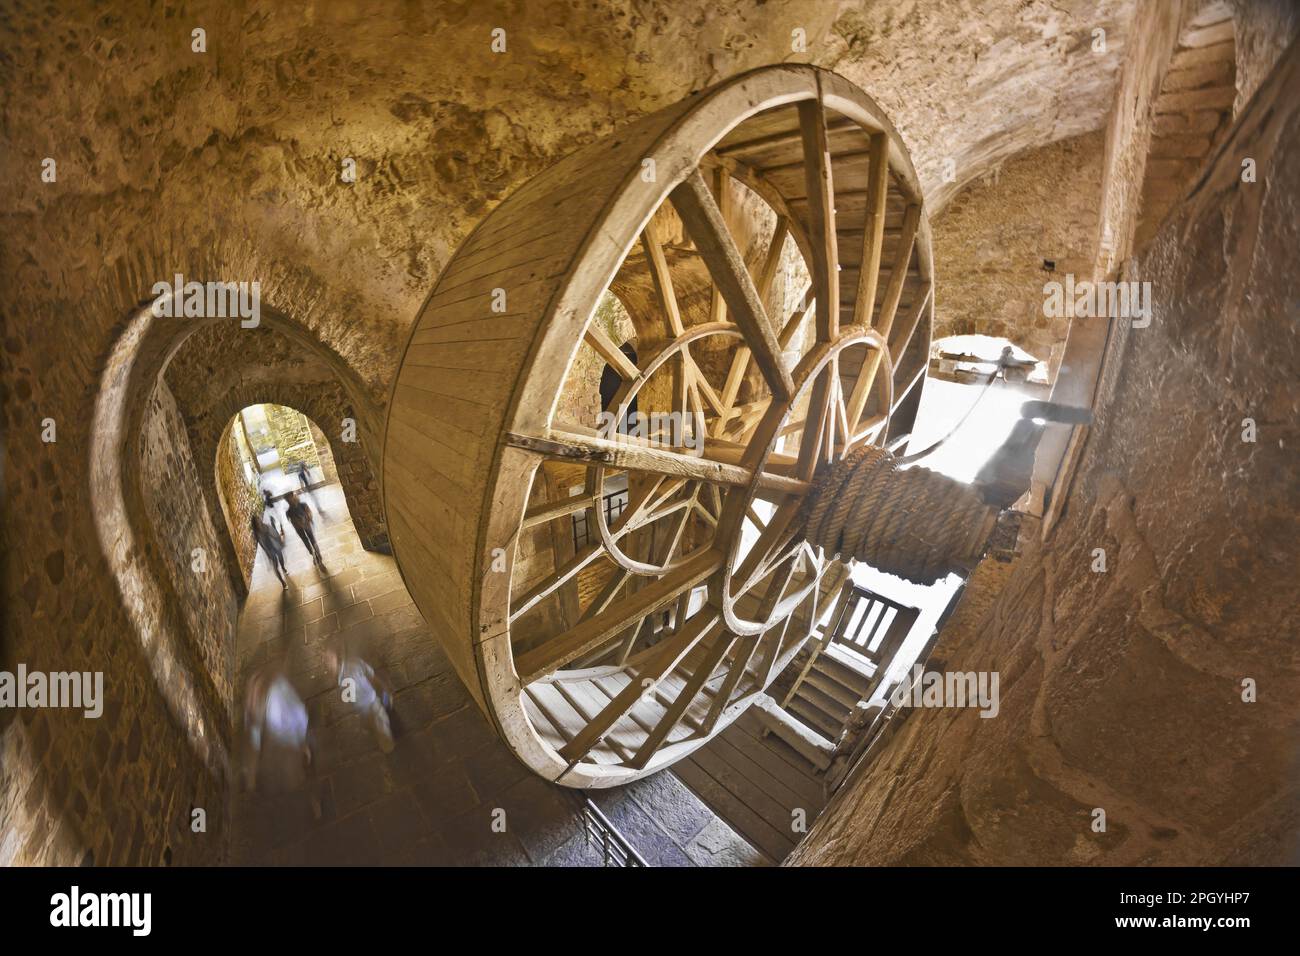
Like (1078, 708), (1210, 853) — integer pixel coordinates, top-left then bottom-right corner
(229, 482), (766, 866)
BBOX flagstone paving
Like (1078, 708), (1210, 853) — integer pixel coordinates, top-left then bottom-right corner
(229, 482), (767, 866)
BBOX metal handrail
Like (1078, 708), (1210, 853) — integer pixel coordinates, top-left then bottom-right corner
(580, 797), (649, 867)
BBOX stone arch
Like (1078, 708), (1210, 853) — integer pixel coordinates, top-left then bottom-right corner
(90, 277), (386, 773)
(161, 320), (391, 598)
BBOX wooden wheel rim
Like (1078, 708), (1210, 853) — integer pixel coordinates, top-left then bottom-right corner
(384, 65), (934, 786)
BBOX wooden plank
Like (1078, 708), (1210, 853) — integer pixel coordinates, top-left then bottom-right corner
(706, 728), (818, 816)
(671, 758), (789, 863)
(642, 217), (685, 336)
(584, 322), (639, 380)
(554, 678), (641, 761)
(507, 428), (810, 497)
(730, 712), (826, 809)
(630, 629), (738, 768)
(677, 747), (797, 860)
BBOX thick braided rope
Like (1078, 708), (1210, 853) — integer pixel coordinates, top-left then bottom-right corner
(799, 445), (997, 584)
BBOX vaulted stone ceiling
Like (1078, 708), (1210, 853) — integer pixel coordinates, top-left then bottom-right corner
(2, 0), (1134, 398)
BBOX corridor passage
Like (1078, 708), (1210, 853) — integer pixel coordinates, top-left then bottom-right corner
(229, 482), (765, 866)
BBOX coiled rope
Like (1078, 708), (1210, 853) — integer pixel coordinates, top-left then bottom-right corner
(800, 444), (998, 585)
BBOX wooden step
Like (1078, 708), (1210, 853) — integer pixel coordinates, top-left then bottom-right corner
(785, 695), (842, 744)
(750, 695), (835, 771)
(821, 641), (875, 682)
(802, 666), (861, 711)
(794, 680), (851, 728)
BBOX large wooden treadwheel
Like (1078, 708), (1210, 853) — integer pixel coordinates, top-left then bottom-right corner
(384, 66), (934, 787)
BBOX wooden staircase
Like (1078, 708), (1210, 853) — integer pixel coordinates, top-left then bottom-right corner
(784, 642), (875, 742)
(778, 580), (920, 744)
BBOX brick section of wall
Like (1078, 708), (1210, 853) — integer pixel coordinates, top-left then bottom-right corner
(266, 404), (319, 472)
(308, 420), (339, 485)
(333, 441), (388, 553)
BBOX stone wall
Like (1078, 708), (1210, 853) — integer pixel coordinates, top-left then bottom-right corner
(215, 419), (261, 585)
(265, 404), (319, 472)
(137, 381), (239, 717)
(308, 420), (339, 485)
(789, 37), (1300, 867)
(932, 133), (1104, 373)
(164, 323), (390, 561)
(1230, 0), (1300, 115)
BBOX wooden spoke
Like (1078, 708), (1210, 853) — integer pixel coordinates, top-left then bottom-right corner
(875, 202), (922, 341)
(578, 568), (632, 624)
(889, 280), (934, 360)
(510, 538), (608, 623)
(507, 429), (809, 496)
(778, 289), (814, 351)
(702, 558), (798, 731)
(843, 327), (897, 438)
(713, 215), (790, 435)
(700, 632), (761, 733)
(852, 132), (891, 329)
(748, 561), (803, 689)
(517, 548), (721, 684)
(709, 166), (731, 327)
(687, 359), (726, 418)
(522, 492), (595, 529)
(693, 497), (718, 528)
(794, 361), (837, 480)
(584, 322), (638, 380)
(513, 474), (671, 618)
(642, 217), (685, 336)
(797, 99), (840, 342)
(833, 372), (851, 450)
(558, 608), (722, 762)
(637, 475), (687, 522)
(670, 170), (795, 402)
(731, 499), (802, 598)
(650, 488), (697, 566)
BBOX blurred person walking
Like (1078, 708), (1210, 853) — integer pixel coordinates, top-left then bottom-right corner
(326, 642), (396, 754)
(241, 662), (321, 818)
(250, 511), (289, 588)
(285, 490), (324, 567)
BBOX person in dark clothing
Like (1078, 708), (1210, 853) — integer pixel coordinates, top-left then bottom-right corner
(262, 488), (275, 510)
(260, 495), (282, 537)
(297, 464), (311, 491)
(285, 491), (324, 566)
(250, 513), (289, 587)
